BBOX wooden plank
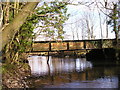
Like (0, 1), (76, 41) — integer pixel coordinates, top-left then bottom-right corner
(51, 42), (67, 50)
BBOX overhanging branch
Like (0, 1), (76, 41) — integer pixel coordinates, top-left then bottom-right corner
(1, 2), (39, 51)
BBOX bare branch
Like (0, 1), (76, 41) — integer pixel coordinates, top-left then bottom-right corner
(94, 1), (112, 18)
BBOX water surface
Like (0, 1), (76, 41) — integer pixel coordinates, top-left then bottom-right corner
(28, 56), (120, 88)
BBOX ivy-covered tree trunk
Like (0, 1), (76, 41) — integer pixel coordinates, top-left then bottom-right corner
(1, 2), (38, 51)
(1, 2), (39, 88)
(112, 4), (119, 47)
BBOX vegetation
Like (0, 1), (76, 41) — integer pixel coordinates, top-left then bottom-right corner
(1, 0), (69, 88)
(2, 1), (69, 63)
(107, 2), (120, 46)
(34, 2), (69, 40)
(0, 0), (119, 88)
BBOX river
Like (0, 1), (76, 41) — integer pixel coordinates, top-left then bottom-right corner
(27, 56), (120, 88)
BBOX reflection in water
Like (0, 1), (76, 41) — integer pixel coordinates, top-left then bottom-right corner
(28, 56), (49, 76)
(28, 56), (92, 76)
(28, 56), (120, 88)
(45, 77), (118, 88)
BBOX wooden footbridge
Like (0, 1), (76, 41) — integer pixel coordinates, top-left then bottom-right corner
(28, 39), (120, 53)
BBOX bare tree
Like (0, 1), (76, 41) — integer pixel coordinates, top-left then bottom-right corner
(104, 0), (109, 38)
(71, 23), (75, 40)
(80, 11), (96, 40)
(94, 0), (119, 44)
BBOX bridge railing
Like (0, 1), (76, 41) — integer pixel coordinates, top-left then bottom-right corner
(31, 39), (119, 52)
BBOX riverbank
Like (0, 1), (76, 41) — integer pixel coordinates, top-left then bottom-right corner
(2, 63), (31, 88)
(2, 53), (31, 88)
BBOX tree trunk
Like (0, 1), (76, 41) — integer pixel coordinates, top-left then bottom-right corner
(14, 0), (19, 17)
(86, 19), (90, 40)
(0, 3), (3, 29)
(3, 1), (10, 25)
(1, 2), (39, 51)
(0, 4), (3, 52)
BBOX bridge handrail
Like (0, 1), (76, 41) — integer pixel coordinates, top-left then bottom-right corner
(33, 39), (119, 43)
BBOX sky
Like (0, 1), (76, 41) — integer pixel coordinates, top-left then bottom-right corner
(35, 0), (119, 41)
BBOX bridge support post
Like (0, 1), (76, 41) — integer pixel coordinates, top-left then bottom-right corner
(49, 42), (51, 51)
(84, 41), (86, 49)
(47, 42), (51, 64)
(47, 51), (49, 64)
(67, 42), (69, 50)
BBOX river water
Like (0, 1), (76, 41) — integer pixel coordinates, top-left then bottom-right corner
(28, 56), (120, 88)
